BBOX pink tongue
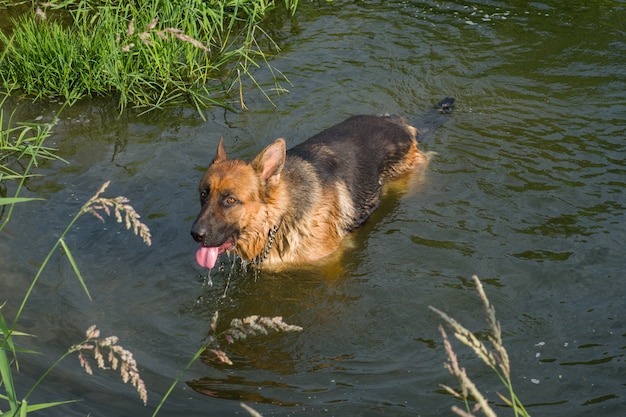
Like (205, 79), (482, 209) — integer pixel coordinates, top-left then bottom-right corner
(196, 246), (219, 270)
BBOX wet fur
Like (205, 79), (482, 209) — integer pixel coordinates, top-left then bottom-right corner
(191, 114), (430, 267)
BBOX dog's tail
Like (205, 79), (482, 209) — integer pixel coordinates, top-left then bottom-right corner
(414, 97), (455, 142)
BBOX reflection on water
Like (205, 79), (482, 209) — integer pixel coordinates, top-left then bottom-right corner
(190, 375), (302, 406)
(1, 1), (625, 416)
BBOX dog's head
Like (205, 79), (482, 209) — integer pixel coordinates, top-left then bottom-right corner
(191, 137), (286, 269)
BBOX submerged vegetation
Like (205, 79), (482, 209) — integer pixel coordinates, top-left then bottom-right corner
(0, 0), (298, 113)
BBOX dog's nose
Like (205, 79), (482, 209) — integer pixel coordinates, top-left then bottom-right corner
(191, 229), (205, 243)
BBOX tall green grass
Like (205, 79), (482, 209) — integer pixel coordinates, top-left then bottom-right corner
(0, 0), (297, 114)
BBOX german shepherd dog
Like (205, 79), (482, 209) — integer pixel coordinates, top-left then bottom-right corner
(191, 98), (454, 270)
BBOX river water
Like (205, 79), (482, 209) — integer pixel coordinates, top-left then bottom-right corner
(1, 1), (625, 416)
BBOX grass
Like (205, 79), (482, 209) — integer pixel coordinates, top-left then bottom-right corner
(0, 180), (151, 415)
(0, 0), (297, 114)
(72, 325), (148, 405)
(0, 94), (67, 232)
(430, 275), (530, 417)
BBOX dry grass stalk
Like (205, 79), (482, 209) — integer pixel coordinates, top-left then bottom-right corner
(70, 325), (148, 405)
(35, 7), (46, 20)
(206, 312), (303, 365)
(430, 306), (498, 371)
(161, 28), (210, 51)
(117, 17), (210, 53)
(430, 275), (530, 417)
(241, 402), (264, 417)
(81, 181), (152, 246)
(126, 18), (135, 37)
(439, 325), (498, 417)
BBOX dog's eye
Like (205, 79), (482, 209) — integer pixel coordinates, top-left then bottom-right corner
(225, 196), (237, 205)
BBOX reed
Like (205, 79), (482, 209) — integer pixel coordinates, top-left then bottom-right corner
(430, 275), (530, 417)
(72, 325), (148, 406)
(0, 0), (297, 114)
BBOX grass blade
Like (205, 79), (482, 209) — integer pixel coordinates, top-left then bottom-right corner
(0, 344), (18, 413)
(24, 399), (80, 412)
(59, 238), (92, 301)
(0, 197), (44, 205)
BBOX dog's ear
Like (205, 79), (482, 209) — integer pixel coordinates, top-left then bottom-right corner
(252, 139), (286, 187)
(213, 137), (227, 163)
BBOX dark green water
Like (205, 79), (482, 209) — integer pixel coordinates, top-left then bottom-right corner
(2, 1), (625, 416)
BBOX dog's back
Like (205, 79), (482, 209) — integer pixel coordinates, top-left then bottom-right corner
(287, 114), (425, 231)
